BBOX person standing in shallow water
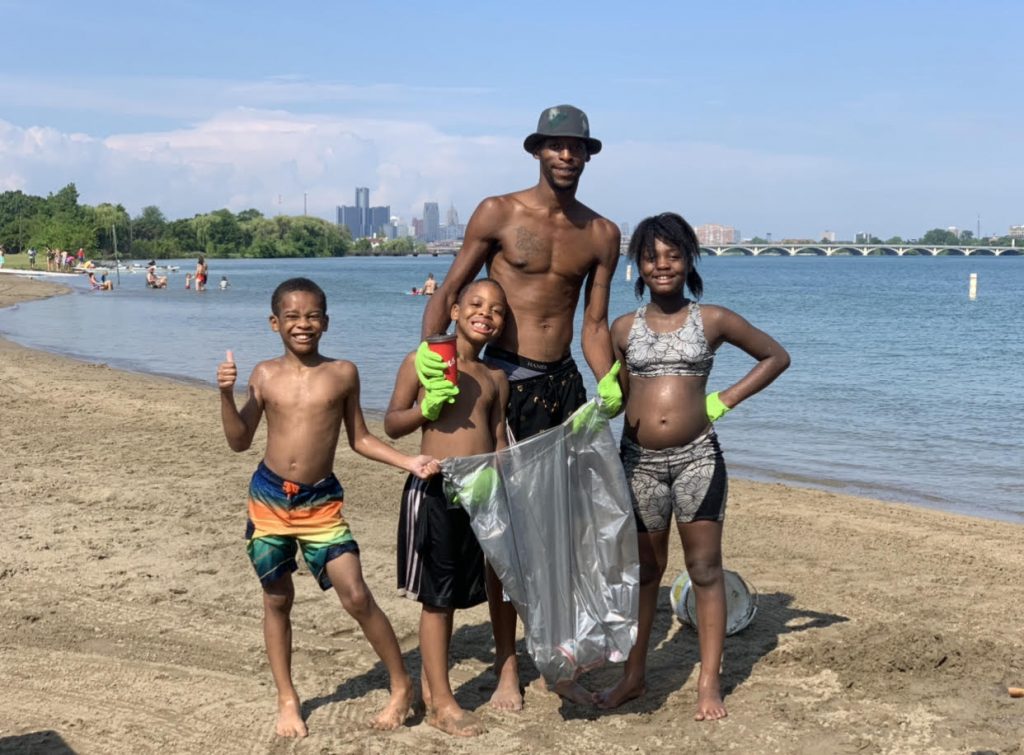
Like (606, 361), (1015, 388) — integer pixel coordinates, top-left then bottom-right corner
(597, 212), (790, 721)
(421, 272), (437, 295)
(417, 104), (623, 710)
(194, 256), (208, 291)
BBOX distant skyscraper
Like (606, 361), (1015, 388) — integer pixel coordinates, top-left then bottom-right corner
(619, 222), (631, 238)
(423, 202), (440, 242)
(822, 230), (837, 243)
(446, 203), (459, 227)
(337, 187), (390, 238)
(368, 206), (391, 237)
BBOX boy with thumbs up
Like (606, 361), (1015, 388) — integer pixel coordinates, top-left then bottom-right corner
(217, 277), (440, 739)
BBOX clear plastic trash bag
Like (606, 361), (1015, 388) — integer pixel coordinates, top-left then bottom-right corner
(441, 400), (639, 683)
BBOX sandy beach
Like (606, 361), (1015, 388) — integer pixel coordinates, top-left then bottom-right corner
(1, 274), (1021, 754)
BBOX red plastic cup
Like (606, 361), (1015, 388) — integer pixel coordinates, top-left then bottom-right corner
(426, 334), (458, 384)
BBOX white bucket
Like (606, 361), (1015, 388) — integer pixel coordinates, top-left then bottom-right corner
(669, 569), (757, 636)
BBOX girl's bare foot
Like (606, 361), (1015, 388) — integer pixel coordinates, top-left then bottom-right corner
(428, 704), (486, 737)
(595, 675), (646, 709)
(489, 661), (523, 711)
(370, 681), (415, 730)
(694, 671), (727, 721)
(275, 696), (308, 738)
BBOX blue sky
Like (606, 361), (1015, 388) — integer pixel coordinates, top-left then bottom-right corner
(1, 0), (1021, 240)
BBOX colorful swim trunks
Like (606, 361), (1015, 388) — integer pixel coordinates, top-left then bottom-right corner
(245, 462), (359, 590)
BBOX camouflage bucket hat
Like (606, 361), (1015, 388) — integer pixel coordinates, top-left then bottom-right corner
(523, 104), (602, 155)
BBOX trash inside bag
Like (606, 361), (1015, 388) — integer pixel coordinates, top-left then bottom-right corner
(442, 400), (639, 683)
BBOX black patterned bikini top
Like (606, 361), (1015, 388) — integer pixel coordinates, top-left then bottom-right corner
(625, 302), (714, 378)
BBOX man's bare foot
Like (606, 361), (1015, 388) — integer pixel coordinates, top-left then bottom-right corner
(553, 679), (596, 706)
(488, 661), (523, 711)
(694, 672), (727, 721)
(369, 682), (415, 730)
(428, 704), (486, 737)
(595, 675), (646, 709)
(275, 696), (308, 738)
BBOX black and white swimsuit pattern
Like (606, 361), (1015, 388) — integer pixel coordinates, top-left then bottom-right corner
(624, 301), (714, 379)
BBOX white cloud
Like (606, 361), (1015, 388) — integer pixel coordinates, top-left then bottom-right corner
(0, 110), (527, 221)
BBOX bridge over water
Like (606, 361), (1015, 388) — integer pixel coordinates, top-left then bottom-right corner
(699, 243), (1022, 257)
(427, 241), (1022, 257)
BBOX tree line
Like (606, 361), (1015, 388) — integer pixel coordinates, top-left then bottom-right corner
(0, 184), (429, 259)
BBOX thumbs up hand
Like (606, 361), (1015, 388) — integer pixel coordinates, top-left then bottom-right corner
(217, 350), (237, 392)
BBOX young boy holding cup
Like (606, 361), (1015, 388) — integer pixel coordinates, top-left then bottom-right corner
(384, 278), (510, 737)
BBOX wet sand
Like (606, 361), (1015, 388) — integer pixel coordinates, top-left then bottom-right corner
(1, 274), (1021, 754)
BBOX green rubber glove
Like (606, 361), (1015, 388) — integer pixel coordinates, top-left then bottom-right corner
(454, 467), (500, 509)
(597, 360), (623, 417)
(571, 400), (604, 435)
(706, 391), (732, 422)
(420, 377), (459, 421)
(415, 341), (446, 386)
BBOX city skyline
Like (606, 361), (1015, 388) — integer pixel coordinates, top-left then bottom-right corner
(2, 2), (1022, 240)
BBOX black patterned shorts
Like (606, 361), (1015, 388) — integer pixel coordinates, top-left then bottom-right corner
(483, 347), (587, 441)
(620, 430), (728, 531)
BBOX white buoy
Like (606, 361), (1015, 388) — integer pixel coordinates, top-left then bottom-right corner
(625, 263), (632, 281)
(969, 273), (978, 300)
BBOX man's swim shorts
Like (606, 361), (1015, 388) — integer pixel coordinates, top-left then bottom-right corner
(483, 345), (587, 441)
(245, 462), (359, 590)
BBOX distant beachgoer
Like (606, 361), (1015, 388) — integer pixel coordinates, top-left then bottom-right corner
(595, 212), (790, 721)
(146, 261), (168, 289)
(422, 272), (437, 296)
(0, 247), (5, 269)
(77, 248), (85, 263)
(216, 277), (439, 737)
(195, 256), (208, 291)
(219, 276), (230, 291)
(185, 272), (192, 289)
(88, 271), (113, 291)
(27, 248), (37, 268)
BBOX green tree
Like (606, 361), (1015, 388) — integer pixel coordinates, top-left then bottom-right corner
(93, 203), (131, 257)
(921, 228), (960, 245)
(133, 206), (167, 242)
(0, 190), (45, 252)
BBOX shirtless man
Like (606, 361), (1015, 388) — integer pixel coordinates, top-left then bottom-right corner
(419, 105), (622, 709)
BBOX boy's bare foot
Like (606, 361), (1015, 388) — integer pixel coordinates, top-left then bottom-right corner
(489, 662), (523, 711)
(275, 696), (308, 738)
(595, 675), (646, 709)
(369, 682), (415, 730)
(553, 679), (596, 706)
(428, 704), (486, 737)
(694, 671), (727, 721)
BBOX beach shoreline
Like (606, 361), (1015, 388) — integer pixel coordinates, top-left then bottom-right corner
(1, 274), (1022, 753)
